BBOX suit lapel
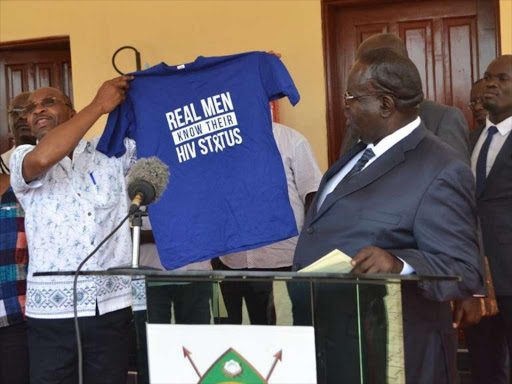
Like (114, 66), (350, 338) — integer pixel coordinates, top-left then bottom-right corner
(481, 131), (512, 199)
(325, 141), (367, 181)
(312, 125), (427, 224)
(470, 126), (484, 151)
(309, 141), (366, 219)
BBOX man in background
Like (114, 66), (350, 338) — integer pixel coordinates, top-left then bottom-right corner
(454, 78), (510, 384)
(1, 92), (36, 173)
(0, 92), (35, 384)
(469, 79), (489, 131)
(340, 33), (470, 162)
(469, 55), (512, 384)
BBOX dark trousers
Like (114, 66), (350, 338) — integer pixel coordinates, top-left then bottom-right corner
(0, 321), (30, 384)
(212, 258), (291, 325)
(146, 283), (212, 324)
(27, 307), (132, 384)
(288, 281), (313, 325)
(133, 311), (149, 384)
(484, 295), (512, 384)
(465, 315), (510, 384)
(289, 282), (387, 384)
(135, 283), (212, 384)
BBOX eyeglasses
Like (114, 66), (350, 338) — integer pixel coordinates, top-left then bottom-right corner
(7, 107), (26, 117)
(483, 73), (512, 83)
(22, 97), (73, 117)
(467, 98), (483, 110)
(343, 91), (393, 104)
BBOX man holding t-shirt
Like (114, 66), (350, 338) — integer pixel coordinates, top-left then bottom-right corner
(10, 77), (135, 384)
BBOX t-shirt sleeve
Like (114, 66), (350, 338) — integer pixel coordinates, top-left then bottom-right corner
(259, 52), (300, 106)
(97, 95), (136, 158)
(292, 137), (323, 202)
(9, 145), (48, 193)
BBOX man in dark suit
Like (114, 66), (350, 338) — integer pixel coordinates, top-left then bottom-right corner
(293, 48), (483, 383)
(469, 55), (512, 383)
(340, 33), (470, 161)
(457, 77), (511, 384)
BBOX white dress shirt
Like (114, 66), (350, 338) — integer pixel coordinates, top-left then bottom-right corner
(10, 137), (136, 319)
(471, 116), (512, 177)
(316, 117), (422, 275)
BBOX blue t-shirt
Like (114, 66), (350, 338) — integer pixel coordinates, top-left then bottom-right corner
(98, 51), (300, 270)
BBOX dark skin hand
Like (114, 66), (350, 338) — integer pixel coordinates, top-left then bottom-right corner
(452, 297), (483, 328)
(0, 174), (9, 195)
(268, 50), (282, 58)
(350, 246), (404, 274)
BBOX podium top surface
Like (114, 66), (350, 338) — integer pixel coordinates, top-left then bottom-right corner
(33, 268), (460, 284)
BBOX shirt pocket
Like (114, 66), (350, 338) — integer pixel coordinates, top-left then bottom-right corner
(85, 163), (125, 208)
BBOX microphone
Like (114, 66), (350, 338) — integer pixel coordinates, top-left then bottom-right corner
(127, 157), (170, 214)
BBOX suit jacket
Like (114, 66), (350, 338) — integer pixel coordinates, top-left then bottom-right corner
(294, 124), (483, 384)
(471, 124), (512, 295)
(340, 99), (470, 162)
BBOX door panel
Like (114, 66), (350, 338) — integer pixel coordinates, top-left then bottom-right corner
(399, 21), (435, 100)
(6, 64), (29, 99)
(35, 63), (55, 89)
(323, 0), (500, 164)
(443, 17), (479, 126)
(356, 24), (389, 47)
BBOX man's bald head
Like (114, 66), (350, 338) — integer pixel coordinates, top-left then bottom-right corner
(482, 54), (512, 123)
(356, 33), (408, 60)
(8, 92), (31, 111)
(28, 87), (73, 108)
(26, 87), (75, 141)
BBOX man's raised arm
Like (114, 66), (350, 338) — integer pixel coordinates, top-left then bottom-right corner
(22, 75), (133, 183)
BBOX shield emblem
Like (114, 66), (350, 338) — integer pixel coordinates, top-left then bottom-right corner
(199, 348), (267, 384)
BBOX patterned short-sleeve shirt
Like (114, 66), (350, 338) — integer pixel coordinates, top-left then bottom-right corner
(10, 137), (136, 319)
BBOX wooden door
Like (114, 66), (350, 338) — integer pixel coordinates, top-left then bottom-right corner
(0, 36), (73, 153)
(322, 0), (500, 165)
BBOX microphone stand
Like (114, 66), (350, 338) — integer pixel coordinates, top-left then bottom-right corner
(108, 207), (159, 272)
(130, 210), (146, 268)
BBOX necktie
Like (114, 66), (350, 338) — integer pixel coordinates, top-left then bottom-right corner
(317, 147), (376, 211)
(475, 125), (498, 197)
(344, 148), (376, 180)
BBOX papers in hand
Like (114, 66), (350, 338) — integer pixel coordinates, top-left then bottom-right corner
(298, 249), (353, 273)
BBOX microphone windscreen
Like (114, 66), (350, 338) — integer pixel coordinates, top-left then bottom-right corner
(127, 157), (170, 203)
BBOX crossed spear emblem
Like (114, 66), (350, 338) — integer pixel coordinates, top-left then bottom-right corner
(183, 346), (283, 383)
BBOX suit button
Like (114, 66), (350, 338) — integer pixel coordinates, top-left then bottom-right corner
(307, 227), (314, 234)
